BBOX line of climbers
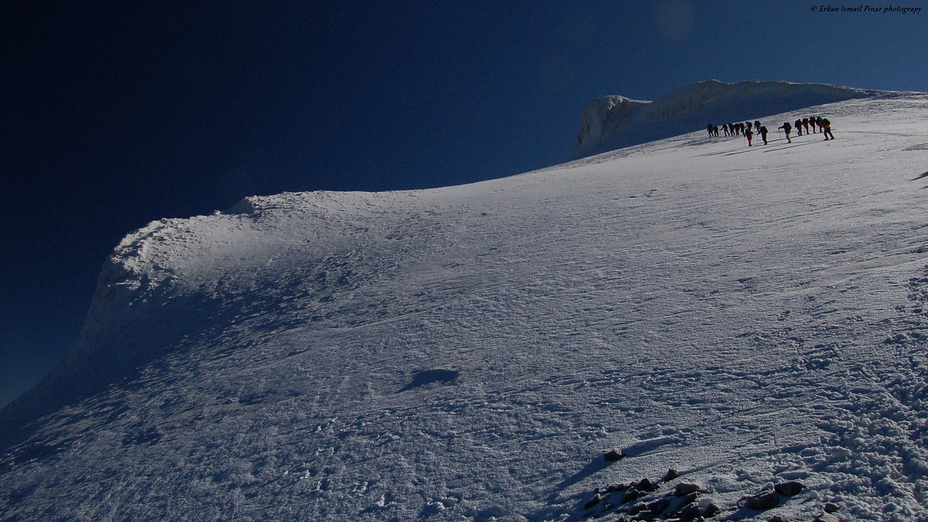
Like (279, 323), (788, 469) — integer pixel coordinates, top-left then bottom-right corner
(706, 116), (834, 147)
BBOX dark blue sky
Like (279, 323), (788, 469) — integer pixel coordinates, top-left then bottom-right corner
(1, 0), (926, 407)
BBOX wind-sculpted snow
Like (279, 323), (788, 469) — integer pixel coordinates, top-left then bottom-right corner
(576, 95), (650, 152)
(573, 80), (881, 159)
(3, 91), (928, 521)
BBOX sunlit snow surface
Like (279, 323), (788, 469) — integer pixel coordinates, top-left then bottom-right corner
(3, 93), (928, 521)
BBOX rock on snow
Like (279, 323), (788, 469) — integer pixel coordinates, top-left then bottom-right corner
(3, 83), (928, 521)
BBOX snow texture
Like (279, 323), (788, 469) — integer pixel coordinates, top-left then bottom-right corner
(3, 83), (928, 521)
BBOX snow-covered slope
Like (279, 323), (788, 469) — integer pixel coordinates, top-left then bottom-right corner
(573, 80), (876, 159)
(3, 88), (928, 521)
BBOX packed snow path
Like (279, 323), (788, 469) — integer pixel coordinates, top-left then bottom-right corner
(3, 93), (928, 521)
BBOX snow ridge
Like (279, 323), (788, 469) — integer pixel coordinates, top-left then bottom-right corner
(0, 190), (421, 447)
(573, 79), (877, 158)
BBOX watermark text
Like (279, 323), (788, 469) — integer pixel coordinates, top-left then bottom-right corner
(811, 4), (922, 13)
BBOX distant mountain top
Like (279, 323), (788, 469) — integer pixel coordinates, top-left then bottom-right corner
(572, 80), (880, 159)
